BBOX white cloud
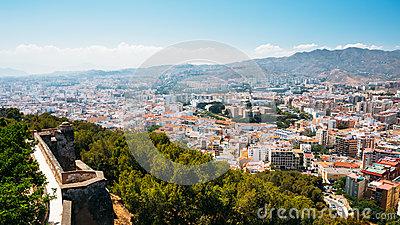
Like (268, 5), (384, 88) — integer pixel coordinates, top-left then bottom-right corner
(293, 43), (318, 51)
(0, 43), (163, 74)
(253, 43), (319, 58)
(0, 42), (253, 74)
(0, 42), (389, 74)
(334, 43), (383, 50)
(254, 44), (286, 57)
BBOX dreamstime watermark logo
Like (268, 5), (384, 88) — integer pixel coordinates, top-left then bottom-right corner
(257, 206), (342, 220)
(256, 205), (398, 221)
(123, 40), (269, 185)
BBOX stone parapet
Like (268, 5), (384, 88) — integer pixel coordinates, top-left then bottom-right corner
(34, 132), (64, 184)
(33, 123), (114, 225)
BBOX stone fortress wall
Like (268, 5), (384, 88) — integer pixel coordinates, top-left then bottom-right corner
(34, 122), (114, 225)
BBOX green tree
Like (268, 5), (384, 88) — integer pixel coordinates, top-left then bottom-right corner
(0, 123), (49, 225)
(147, 124), (161, 132)
(0, 107), (23, 121)
(24, 113), (67, 131)
(0, 108), (369, 225)
(311, 144), (329, 155)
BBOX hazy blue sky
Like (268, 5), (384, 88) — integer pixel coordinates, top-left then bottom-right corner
(0, 0), (399, 73)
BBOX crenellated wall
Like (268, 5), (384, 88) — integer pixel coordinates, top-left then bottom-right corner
(34, 123), (114, 225)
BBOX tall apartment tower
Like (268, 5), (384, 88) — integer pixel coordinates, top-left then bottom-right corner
(335, 135), (358, 158)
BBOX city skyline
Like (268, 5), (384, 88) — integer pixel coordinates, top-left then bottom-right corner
(0, 0), (400, 73)
(2, 1), (400, 223)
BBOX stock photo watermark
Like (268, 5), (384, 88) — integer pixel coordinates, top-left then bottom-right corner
(256, 205), (398, 221)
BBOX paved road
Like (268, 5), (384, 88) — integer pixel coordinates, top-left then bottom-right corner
(324, 196), (349, 218)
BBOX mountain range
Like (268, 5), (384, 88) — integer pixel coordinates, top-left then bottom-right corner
(252, 47), (400, 82)
(2, 48), (400, 85)
(150, 48), (400, 90)
(256, 48), (400, 77)
(0, 68), (28, 77)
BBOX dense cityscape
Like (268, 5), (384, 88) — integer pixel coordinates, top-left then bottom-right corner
(2, 71), (400, 222)
(1, 1), (400, 224)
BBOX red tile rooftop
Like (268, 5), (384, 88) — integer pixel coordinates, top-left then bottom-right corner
(379, 183), (394, 190)
(320, 155), (330, 161)
(377, 157), (400, 167)
(143, 114), (157, 118)
(361, 169), (385, 177)
(87, 116), (107, 123)
(334, 162), (360, 169)
(180, 115), (198, 120)
(215, 120), (232, 125)
(377, 180), (400, 190)
(304, 153), (314, 159)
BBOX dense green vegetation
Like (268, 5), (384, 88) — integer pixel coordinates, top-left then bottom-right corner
(0, 114), (49, 224)
(196, 102), (225, 113)
(311, 144), (329, 156)
(196, 102), (312, 127)
(0, 107), (22, 121)
(0, 108), (369, 224)
(276, 107), (311, 129)
(147, 124), (162, 132)
(195, 102), (229, 120)
(301, 129), (316, 137)
(196, 110), (227, 121)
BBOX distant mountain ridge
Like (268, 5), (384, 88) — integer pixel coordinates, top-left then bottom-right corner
(3, 48), (400, 84)
(151, 48), (400, 90)
(0, 68), (28, 77)
(252, 47), (400, 80)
